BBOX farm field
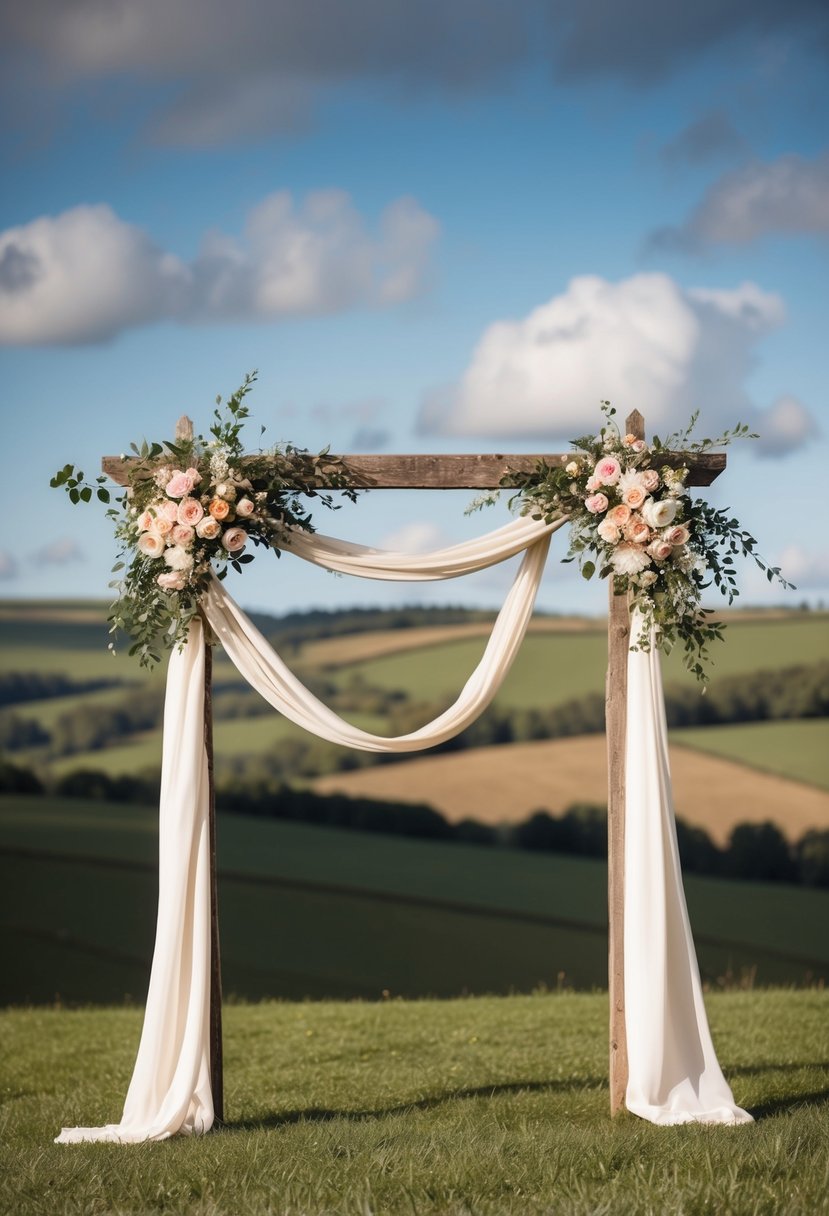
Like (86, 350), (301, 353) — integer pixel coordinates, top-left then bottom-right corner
(671, 719), (829, 791)
(2, 991), (828, 1215)
(2, 795), (827, 1009)
(314, 732), (829, 844)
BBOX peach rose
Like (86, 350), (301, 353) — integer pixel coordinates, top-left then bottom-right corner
(593, 457), (621, 485)
(235, 497), (255, 518)
(171, 523), (194, 547)
(622, 485), (647, 510)
(585, 492), (609, 514)
(607, 504), (631, 527)
(160, 499), (180, 522)
(209, 498), (231, 520)
(196, 516), (221, 540)
(665, 524), (690, 546)
(137, 532), (165, 558)
(647, 538), (674, 562)
(221, 526), (247, 553)
(137, 509), (154, 532)
(157, 570), (186, 592)
(597, 518), (620, 544)
(642, 469), (660, 492)
(185, 467), (201, 485)
(624, 515), (651, 545)
(153, 516), (173, 537)
(177, 497), (204, 527)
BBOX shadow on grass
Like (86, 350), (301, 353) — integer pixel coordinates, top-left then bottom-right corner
(222, 1077), (605, 1133)
(747, 1087), (829, 1119)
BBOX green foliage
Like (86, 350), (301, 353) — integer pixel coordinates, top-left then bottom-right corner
(498, 404), (794, 681)
(50, 372), (359, 668)
(1, 992), (829, 1215)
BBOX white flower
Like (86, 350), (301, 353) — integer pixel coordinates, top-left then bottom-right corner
(641, 497), (678, 529)
(617, 468), (647, 495)
(215, 482), (236, 501)
(610, 542), (652, 576)
(637, 570), (658, 588)
(565, 461), (580, 477)
(196, 516), (221, 540)
(164, 545), (194, 572)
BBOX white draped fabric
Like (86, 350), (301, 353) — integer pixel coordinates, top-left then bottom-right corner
(56, 515), (749, 1143)
(624, 613), (752, 1125)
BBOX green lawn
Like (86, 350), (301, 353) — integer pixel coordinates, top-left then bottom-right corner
(672, 719), (829, 791)
(2, 796), (827, 1008)
(1, 991), (827, 1215)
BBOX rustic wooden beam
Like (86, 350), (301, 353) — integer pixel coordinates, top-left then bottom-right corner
(102, 449), (726, 489)
(605, 408), (643, 1117)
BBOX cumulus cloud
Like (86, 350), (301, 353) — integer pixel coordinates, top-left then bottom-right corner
(380, 521), (455, 554)
(2, 1), (827, 144)
(0, 551), (18, 580)
(32, 538), (85, 566)
(649, 153), (829, 251)
(418, 272), (817, 457)
(0, 192), (439, 345)
(752, 396), (820, 457)
(659, 111), (747, 168)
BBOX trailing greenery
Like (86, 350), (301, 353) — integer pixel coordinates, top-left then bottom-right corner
(1, 992), (828, 1215)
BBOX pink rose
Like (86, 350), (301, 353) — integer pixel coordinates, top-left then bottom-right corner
(585, 493), (609, 514)
(153, 516), (173, 537)
(597, 518), (620, 544)
(157, 570), (186, 592)
(221, 526), (247, 553)
(177, 497), (204, 527)
(137, 509), (154, 532)
(196, 516), (221, 540)
(160, 499), (180, 522)
(171, 523), (194, 547)
(185, 467), (201, 485)
(624, 515), (651, 545)
(641, 469), (660, 492)
(235, 497), (255, 518)
(665, 524), (690, 547)
(607, 504), (631, 527)
(631, 440), (647, 453)
(647, 538), (674, 562)
(585, 476), (601, 492)
(622, 485), (647, 510)
(166, 470), (196, 498)
(137, 532), (165, 558)
(594, 457), (621, 486)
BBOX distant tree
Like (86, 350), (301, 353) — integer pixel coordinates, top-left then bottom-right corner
(724, 821), (795, 883)
(796, 830), (829, 888)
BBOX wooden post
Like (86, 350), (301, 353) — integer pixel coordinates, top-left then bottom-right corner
(605, 408), (644, 1115)
(175, 416), (224, 1125)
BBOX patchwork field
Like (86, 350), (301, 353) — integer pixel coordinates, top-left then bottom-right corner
(2, 795), (828, 1009)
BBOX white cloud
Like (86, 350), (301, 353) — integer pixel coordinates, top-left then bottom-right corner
(0, 551), (18, 580)
(649, 153), (829, 250)
(775, 546), (829, 589)
(418, 272), (815, 453)
(752, 396), (820, 457)
(0, 192), (439, 345)
(0, 205), (188, 345)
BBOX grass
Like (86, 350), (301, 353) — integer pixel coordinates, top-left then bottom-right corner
(2, 796), (828, 1007)
(671, 719), (829, 792)
(1, 991), (828, 1214)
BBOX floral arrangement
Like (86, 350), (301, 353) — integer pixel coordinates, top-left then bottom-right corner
(494, 405), (793, 682)
(51, 373), (358, 667)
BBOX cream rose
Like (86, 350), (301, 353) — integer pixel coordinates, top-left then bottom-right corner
(137, 532), (165, 558)
(196, 516), (221, 540)
(221, 526), (247, 553)
(565, 461), (580, 477)
(177, 497), (204, 527)
(235, 497), (255, 518)
(597, 518), (620, 544)
(215, 482), (237, 501)
(171, 523), (194, 547)
(160, 499), (180, 522)
(641, 497), (678, 529)
(641, 469), (660, 492)
(585, 492), (609, 514)
(153, 516), (173, 537)
(622, 485), (647, 510)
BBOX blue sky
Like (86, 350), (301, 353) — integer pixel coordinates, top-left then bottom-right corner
(2, 1), (828, 618)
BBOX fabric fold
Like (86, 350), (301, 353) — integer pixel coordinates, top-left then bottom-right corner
(623, 611), (752, 1126)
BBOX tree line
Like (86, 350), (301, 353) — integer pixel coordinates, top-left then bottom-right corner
(2, 756), (827, 888)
